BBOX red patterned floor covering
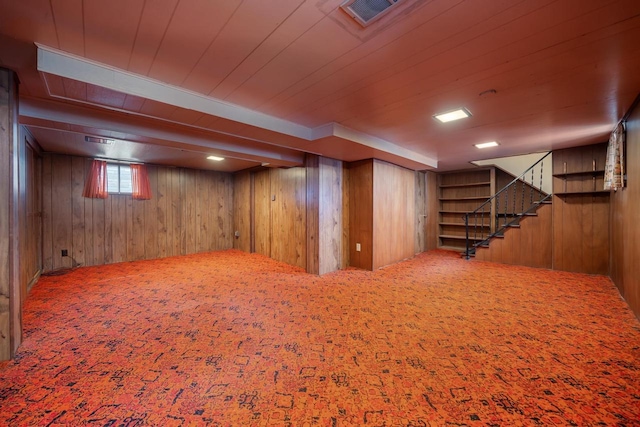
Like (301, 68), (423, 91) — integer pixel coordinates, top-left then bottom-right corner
(1, 249), (639, 426)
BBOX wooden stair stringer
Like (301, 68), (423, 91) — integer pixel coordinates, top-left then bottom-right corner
(473, 203), (552, 269)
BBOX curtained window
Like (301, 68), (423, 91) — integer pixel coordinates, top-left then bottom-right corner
(604, 122), (625, 191)
(82, 159), (108, 199)
(131, 164), (152, 200)
(83, 160), (152, 199)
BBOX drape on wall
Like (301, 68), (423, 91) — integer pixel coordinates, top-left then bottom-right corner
(604, 122), (625, 191)
(82, 159), (108, 198)
(131, 164), (152, 200)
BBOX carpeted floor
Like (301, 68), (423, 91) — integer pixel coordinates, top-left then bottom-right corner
(1, 249), (639, 426)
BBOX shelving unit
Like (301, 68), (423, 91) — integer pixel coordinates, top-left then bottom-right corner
(553, 168), (609, 196)
(551, 142), (610, 275)
(437, 169), (493, 252)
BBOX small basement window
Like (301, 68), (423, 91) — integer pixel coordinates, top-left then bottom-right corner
(107, 163), (132, 194)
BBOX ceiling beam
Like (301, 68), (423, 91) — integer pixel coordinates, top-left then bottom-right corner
(37, 44), (313, 140)
(36, 44), (438, 170)
(20, 97), (305, 167)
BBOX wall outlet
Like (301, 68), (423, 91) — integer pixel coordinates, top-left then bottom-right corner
(356, 243), (361, 252)
(61, 249), (68, 257)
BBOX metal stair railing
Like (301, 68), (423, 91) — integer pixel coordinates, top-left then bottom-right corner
(464, 152), (552, 259)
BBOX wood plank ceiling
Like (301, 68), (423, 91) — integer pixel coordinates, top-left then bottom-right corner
(0, 0), (639, 171)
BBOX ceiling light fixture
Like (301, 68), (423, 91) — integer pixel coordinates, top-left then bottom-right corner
(433, 108), (471, 123)
(207, 155), (224, 161)
(475, 141), (499, 149)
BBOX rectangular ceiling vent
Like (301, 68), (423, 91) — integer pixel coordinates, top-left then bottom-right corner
(340, 0), (403, 27)
(85, 136), (114, 145)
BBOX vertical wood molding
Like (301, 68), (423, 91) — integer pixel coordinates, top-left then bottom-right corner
(306, 155), (320, 275)
(425, 171), (438, 251)
(415, 171), (426, 254)
(253, 169), (271, 257)
(341, 164), (350, 269)
(41, 154), (234, 271)
(233, 170), (251, 252)
(22, 135), (42, 293)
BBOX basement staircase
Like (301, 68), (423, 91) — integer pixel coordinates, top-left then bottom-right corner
(461, 152), (552, 259)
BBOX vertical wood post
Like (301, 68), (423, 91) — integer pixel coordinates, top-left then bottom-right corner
(0, 67), (20, 360)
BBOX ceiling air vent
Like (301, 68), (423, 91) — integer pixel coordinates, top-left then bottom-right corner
(340, 0), (403, 27)
(85, 136), (114, 145)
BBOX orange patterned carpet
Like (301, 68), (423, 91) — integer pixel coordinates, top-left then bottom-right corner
(1, 249), (639, 426)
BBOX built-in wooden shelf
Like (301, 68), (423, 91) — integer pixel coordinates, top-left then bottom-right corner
(439, 234), (485, 241)
(552, 144), (610, 275)
(439, 181), (491, 188)
(439, 222), (490, 227)
(553, 170), (605, 177)
(554, 190), (610, 196)
(438, 168), (494, 252)
(439, 210), (474, 214)
(439, 196), (490, 201)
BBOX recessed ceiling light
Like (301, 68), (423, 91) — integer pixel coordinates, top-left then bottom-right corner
(475, 141), (499, 149)
(433, 108), (471, 123)
(207, 155), (224, 161)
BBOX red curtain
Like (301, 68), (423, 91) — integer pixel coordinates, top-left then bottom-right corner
(82, 159), (108, 199)
(131, 164), (152, 200)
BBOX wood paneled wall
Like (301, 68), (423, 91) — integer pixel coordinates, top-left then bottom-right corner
(235, 159), (344, 274)
(348, 160), (374, 270)
(42, 154), (234, 272)
(0, 68), (20, 360)
(415, 171), (426, 254)
(307, 155), (344, 275)
(348, 159), (417, 270)
(474, 203), (552, 268)
(552, 144), (609, 275)
(253, 169), (271, 257)
(239, 167), (308, 270)
(611, 105), (640, 319)
(341, 163), (351, 269)
(270, 167), (307, 269)
(373, 160), (416, 269)
(306, 157), (320, 274)
(425, 171), (439, 251)
(232, 170), (251, 252)
(22, 131), (42, 292)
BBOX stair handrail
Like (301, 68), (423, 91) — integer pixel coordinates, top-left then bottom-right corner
(464, 151), (552, 259)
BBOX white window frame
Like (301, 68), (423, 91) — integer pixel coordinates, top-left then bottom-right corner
(106, 163), (133, 195)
